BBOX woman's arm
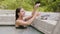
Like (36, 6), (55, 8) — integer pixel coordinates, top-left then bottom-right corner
(24, 5), (38, 21)
(24, 15), (32, 21)
(24, 4), (40, 21)
(32, 3), (40, 16)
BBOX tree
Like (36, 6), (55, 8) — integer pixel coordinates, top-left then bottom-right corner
(0, 0), (60, 12)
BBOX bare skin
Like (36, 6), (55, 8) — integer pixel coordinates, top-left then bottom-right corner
(15, 3), (40, 27)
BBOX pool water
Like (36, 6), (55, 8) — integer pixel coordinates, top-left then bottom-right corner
(0, 26), (44, 34)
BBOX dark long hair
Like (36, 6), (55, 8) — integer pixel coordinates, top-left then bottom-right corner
(16, 8), (21, 20)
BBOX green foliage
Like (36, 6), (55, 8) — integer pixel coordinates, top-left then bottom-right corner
(0, 0), (60, 12)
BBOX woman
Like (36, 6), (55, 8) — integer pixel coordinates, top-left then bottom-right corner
(15, 3), (40, 29)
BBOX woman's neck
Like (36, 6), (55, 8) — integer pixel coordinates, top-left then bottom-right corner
(18, 16), (23, 20)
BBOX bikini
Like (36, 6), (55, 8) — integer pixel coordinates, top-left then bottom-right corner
(16, 25), (27, 29)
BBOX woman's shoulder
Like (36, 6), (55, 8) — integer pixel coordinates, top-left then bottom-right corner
(16, 20), (21, 22)
(16, 20), (21, 24)
(16, 20), (23, 23)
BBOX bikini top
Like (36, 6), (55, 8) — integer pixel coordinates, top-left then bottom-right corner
(16, 25), (27, 29)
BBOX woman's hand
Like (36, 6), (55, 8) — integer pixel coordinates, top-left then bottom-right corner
(34, 3), (40, 9)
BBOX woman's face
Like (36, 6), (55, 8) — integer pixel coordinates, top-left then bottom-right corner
(18, 8), (25, 17)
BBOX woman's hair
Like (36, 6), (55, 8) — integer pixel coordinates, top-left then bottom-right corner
(35, 1), (40, 5)
(16, 8), (21, 20)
